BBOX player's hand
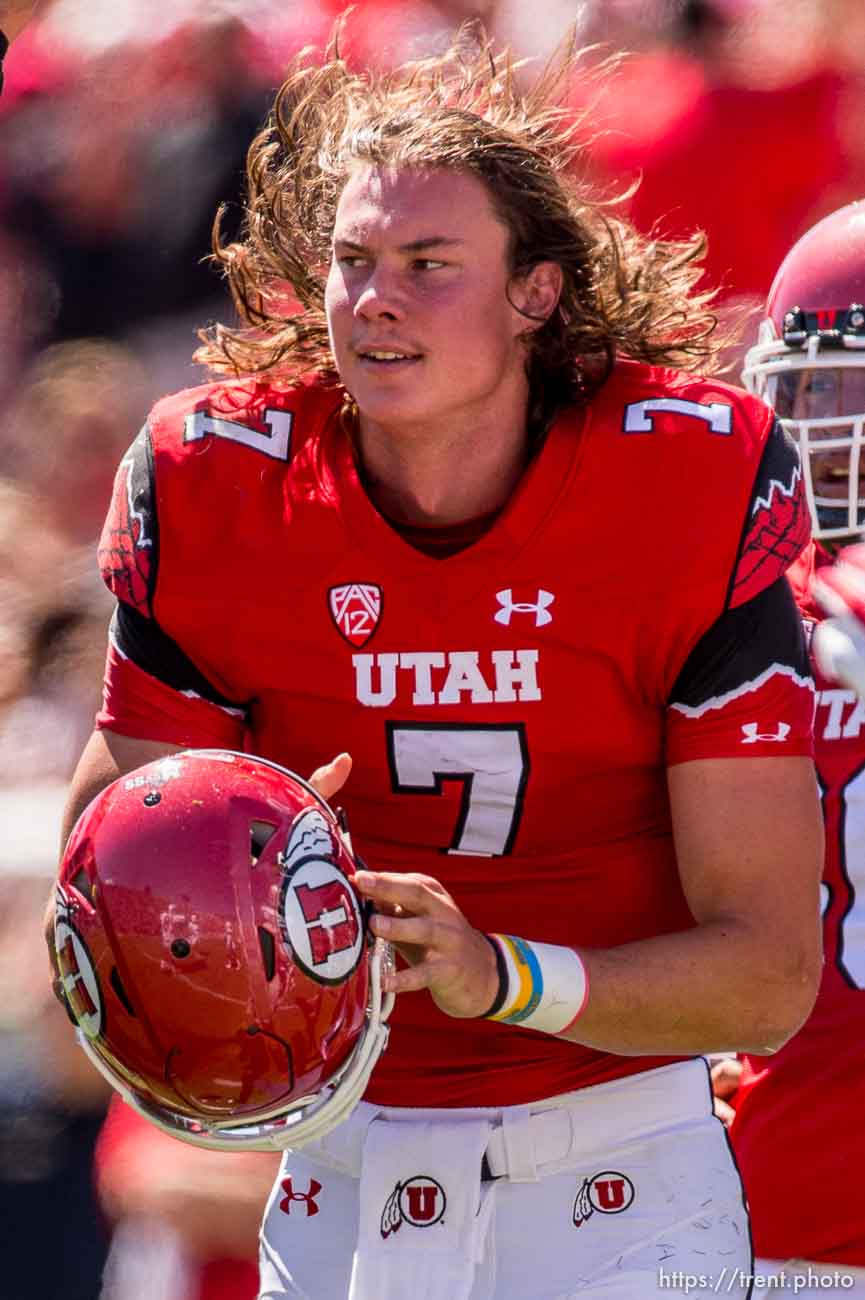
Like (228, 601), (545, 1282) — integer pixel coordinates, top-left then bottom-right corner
(308, 751), (352, 801)
(709, 1056), (742, 1128)
(355, 870), (499, 1019)
(811, 544), (865, 698)
(0, 0), (43, 42)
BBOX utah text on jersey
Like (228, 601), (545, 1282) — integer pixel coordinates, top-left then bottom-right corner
(353, 648), (542, 707)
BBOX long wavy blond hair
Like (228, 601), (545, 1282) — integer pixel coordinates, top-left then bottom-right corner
(195, 23), (726, 430)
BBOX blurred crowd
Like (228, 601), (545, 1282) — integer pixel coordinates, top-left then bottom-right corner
(2, 1), (864, 1297)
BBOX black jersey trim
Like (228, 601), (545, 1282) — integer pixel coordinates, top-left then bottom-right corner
(726, 419), (809, 611)
(98, 425), (159, 619)
(670, 577), (811, 712)
(141, 424), (159, 602)
(111, 602), (246, 712)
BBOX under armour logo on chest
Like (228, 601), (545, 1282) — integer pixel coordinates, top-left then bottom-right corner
(494, 589), (554, 627)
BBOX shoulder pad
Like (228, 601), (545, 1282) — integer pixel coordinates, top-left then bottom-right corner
(613, 361), (774, 451)
(148, 374), (342, 466)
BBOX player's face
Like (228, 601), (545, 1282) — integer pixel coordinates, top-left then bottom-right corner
(325, 164), (536, 438)
(776, 365), (865, 501)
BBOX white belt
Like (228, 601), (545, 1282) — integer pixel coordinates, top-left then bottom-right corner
(481, 1105), (573, 1181)
(481, 1058), (712, 1181)
(302, 1058), (712, 1183)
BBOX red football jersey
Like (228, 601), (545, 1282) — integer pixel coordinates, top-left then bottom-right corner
(96, 360), (814, 1107)
(732, 543), (865, 1266)
(95, 1098), (263, 1300)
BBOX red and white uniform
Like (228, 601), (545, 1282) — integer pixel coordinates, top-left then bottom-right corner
(732, 543), (865, 1269)
(97, 359), (813, 1109)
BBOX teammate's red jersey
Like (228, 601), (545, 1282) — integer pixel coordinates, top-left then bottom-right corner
(96, 360), (814, 1107)
(732, 542), (865, 1266)
(94, 1098), (263, 1300)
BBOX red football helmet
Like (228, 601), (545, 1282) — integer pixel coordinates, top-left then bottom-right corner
(54, 750), (393, 1151)
(743, 200), (865, 542)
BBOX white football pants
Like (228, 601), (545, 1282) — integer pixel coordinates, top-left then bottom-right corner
(258, 1058), (752, 1300)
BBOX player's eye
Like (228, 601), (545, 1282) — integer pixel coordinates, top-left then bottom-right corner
(412, 258), (446, 271)
(806, 372), (837, 396)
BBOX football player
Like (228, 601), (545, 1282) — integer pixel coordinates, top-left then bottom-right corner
(719, 200), (865, 1298)
(49, 26), (822, 1300)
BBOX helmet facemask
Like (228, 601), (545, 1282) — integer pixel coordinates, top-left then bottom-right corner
(743, 314), (865, 544)
(742, 198), (865, 545)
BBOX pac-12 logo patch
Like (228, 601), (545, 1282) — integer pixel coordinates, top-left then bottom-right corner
(573, 1171), (635, 1227)
(278, 808), (364, 984)
(380, 1177), (446, 1237)
(329, 583), (382, 647)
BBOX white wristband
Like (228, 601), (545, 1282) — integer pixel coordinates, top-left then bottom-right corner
(484, 933), (589, 1035)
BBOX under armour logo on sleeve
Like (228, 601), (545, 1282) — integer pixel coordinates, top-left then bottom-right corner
(741, 722), (791, 743)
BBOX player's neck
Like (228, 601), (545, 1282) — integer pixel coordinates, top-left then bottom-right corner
(354, 405), (531, 527)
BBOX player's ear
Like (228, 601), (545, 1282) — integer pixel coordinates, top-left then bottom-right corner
(509, 261), (563, 332)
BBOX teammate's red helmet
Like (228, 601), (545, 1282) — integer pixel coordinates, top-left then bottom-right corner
(54, 750), (392, 1151)
(743, 200), (865, 541)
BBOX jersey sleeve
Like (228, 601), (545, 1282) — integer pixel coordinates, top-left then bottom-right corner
(97, 638), (247, 748)
(98, 426), (158, 618)
(727, 418), (811, 610)
(666, 577), (815, 763)
(95, 424), (250, 746)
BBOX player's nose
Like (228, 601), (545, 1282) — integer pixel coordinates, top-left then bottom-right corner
(353, 268), (407, 322)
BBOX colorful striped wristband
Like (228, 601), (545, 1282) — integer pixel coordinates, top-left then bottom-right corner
(483, 933), (589, 1035)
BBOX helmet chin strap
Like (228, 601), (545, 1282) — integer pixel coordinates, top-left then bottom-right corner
(76, 937), (396, 1152)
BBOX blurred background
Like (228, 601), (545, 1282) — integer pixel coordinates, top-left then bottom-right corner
(2, 1), (863, 1296)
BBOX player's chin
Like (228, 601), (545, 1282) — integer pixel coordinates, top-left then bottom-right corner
(350, 385), (436, 430)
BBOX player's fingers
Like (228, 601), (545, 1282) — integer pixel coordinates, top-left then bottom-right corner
(710, 1056), (742, 1099)
(355, 870), (451, 915)
(307, 752), (352, 801)
(368, 911), (439, 948)
(381, 959), (436, 995)
(713, 1097), (736, 1128)
(2, 0), (42, 42)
